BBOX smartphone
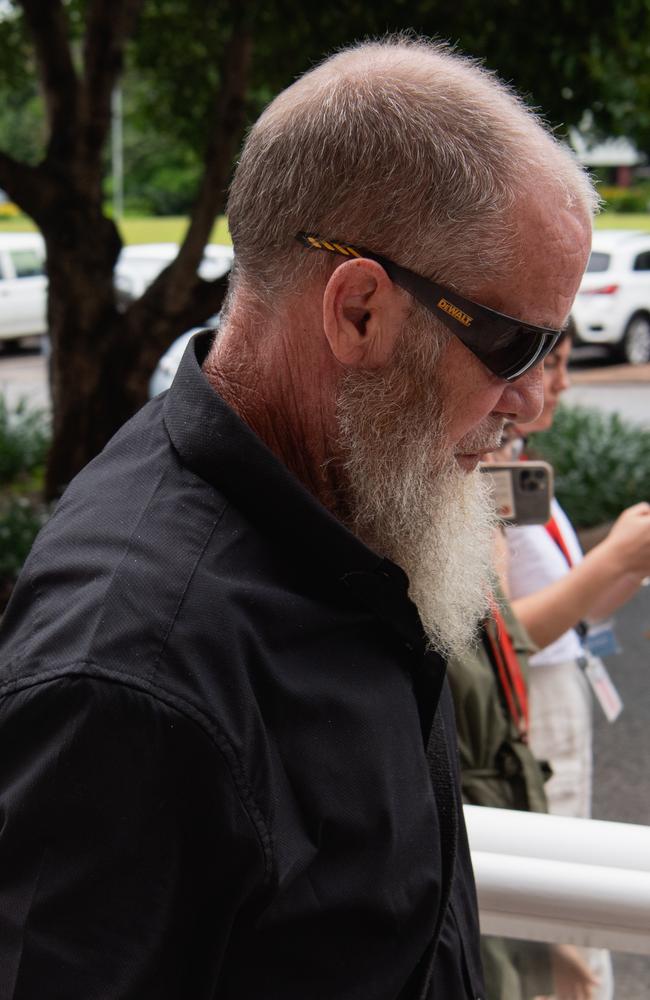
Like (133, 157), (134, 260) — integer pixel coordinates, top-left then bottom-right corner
(479, 460), (553, 525)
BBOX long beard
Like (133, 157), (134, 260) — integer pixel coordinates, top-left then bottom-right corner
(336, 316), (502, 659)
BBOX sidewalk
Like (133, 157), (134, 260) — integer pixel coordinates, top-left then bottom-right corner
(566, 353), (650, 428)
(570, 361), (650, 385)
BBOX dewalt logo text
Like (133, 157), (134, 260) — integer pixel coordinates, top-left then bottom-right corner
(437, 298), (473, 327)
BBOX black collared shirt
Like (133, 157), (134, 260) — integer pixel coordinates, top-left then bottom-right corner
(0, 333), (484, 999)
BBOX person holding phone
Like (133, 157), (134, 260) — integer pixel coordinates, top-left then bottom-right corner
(450, 434), (599, 1000)
(504, 334), (650, 817)
(502, 333), (650, 998)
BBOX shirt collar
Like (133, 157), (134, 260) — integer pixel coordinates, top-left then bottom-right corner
(163, 331), (394, 579)
(163, 330), (442, 722)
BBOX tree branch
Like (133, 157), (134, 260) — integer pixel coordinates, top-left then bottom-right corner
(125, 271), (231, 378)
(20, 0), (79, 157)
(174, 10), (253, 279)
(137, 5), (253, 317)
(0, 150), (46, 219)
(80, 0), (145, 165)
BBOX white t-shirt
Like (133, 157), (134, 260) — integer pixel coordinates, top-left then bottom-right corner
(505, 498), (584, 667)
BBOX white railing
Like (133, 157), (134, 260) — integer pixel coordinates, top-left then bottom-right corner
(464, 805), (650, 955)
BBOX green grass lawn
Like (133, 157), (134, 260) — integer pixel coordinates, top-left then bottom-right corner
(117, 215), (232, 244)
(0, 210), (648, 242)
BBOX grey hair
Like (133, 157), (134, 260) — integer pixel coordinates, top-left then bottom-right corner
(227, 35), (598, 304)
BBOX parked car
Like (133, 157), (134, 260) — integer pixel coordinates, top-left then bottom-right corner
(149, 328), (208, 397)
(0, 232), (47, 344)
(571, 229), (650, 364)
(114, 242), (233, 308)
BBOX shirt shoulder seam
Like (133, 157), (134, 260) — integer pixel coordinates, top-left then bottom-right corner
(0, 660), (274, 884)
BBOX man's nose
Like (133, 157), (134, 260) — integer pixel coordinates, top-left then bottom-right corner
(497, 364), (544, 423)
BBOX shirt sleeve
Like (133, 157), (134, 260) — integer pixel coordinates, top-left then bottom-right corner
(0, 673), (267, 998)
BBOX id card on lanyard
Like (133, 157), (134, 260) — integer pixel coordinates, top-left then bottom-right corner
(545, 514), (623, 722)
(583, 656), (623, 722)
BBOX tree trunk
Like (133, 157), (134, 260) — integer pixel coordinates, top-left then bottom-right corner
(44, 207), (127, 497)
(1, 0), (251, 498)
(44, 212), (230, 498)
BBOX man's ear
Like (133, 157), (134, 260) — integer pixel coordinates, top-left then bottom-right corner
(322, 257), (410, 369)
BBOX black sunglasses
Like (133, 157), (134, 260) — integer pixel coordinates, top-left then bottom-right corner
(296, 233), (561, 381)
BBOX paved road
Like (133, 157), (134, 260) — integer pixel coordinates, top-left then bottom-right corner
(1, 344), (650, 994)
(591, 584), (650, 998)
(567, 348), (650, 428)
(570, 351), (650, 996)
(0, 343), (49, 412)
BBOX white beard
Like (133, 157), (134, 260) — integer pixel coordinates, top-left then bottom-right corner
(336, 315), (502, 659)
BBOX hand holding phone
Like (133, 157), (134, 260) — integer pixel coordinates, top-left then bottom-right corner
(479, 460), (553, 525)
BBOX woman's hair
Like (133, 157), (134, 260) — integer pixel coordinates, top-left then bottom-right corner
(553, 321), (576, 352)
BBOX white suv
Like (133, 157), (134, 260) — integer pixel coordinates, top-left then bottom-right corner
(571, 229), (650, 364)
(0, 232), (47, 343)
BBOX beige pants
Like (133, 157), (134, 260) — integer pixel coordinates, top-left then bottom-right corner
(528, 658), (593, 818)
(529, 658), (613, 999)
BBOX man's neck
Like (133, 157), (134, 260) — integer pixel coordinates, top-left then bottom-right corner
(203, 316), (345, 513)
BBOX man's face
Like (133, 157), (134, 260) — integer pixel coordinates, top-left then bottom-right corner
(336, 205), (591, 656)
(436, 200), (592, 465)
(336, 305), (501, 658)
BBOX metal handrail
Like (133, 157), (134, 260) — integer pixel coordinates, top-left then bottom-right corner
(465, 805), (650, 955)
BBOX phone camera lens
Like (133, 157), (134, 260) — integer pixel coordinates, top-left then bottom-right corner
(520, 470), (541, 492)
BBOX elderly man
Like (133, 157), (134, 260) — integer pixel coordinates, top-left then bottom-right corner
(0, 37), (593, 999)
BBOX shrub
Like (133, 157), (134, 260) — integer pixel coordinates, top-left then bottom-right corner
(0, 395), (51, 613)
(0, 395), (50, 483)
(597, 183), (650, 214)
(0, 495), (48, 579)
(530, 403), (650, 528)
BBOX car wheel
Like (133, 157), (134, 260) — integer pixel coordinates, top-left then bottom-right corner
(622, 314), (650, 365)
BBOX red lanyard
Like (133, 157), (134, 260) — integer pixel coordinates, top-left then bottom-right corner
(519, 451), (572, 568)
(545, 515), (573, 567)
(485, 601), (529, 739)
